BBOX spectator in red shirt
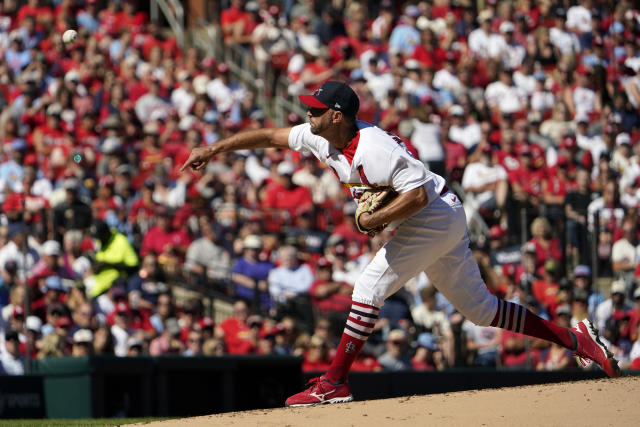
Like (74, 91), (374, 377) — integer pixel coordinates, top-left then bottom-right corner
(262, 162), (313, 228)
(216, 300), (257, 355)
(531, 259), (562, 315)
(302, 335), (332, 373)
(140, 206), (179, 258)
(527, 217), (563, 272)
(221, 0), (251, 46)
(309, 257), (352, 316)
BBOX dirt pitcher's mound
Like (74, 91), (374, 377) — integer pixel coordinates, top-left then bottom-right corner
(139, 376), (638, 427)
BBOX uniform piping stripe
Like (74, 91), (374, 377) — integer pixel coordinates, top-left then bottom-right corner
(351, 302), (380, 314)
(498, 300), (507, 329)
(344, 328), (368, 340)
(516, 307), (526, 334)
(346, 320), (373, 334)
(347, 316), (375, 329)
(351, 308), (379, 320)
(506, 302), (515, 331)
(345, 324), (370, 339)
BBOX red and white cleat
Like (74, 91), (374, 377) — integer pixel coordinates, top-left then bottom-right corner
(285, 376), (353, 407)
(571, 319), (621, 378)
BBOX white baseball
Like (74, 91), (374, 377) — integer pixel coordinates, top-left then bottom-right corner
(62, 29), (78, 45)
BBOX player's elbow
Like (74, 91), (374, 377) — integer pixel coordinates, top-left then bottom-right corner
(413, 188), (429, 209)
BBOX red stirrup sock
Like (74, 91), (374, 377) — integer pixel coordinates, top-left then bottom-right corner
(490, 299), (575, 350)
(325, 302), (379, 384)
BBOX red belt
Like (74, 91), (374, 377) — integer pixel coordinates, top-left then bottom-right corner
(440, 185), (449, 196)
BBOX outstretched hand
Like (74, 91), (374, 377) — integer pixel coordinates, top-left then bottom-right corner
(180, 146), (214, 172)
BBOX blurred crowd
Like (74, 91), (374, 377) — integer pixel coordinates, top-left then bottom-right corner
(1, 0), (640, 376)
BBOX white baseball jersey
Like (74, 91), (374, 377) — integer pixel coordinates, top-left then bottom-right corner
(289, 120), (498, 328)
(288, 121), (446, 204)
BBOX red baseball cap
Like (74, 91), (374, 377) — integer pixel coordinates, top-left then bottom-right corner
(199, 317), (214, 329)
(55, 316), (72, 328)
(489, 225), (506, 239)
(12, 305), (25, 318)
(115, 302), (131, 314)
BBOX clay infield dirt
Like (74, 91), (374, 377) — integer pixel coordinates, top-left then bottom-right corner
(137, 376), (638, 427)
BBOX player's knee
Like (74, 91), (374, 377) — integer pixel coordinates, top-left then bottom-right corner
(459, 295), (499, 326)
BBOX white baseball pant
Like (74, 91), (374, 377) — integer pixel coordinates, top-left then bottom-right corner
(351, 189), (499, 327)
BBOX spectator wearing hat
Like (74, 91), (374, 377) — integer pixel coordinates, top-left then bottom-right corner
(331, 202), (369, 252)
(495, 21), (526, 70)
(448, 104), (482, 151)
(0, 330), (24, 375)
(548, 7), (580, 57)
(611, 133), (633, 176)
(126, 254), (168, 310)
(536, 303), (577, 371)
(378, 329), (412, 371)
(231, 235), (274, 310)
(0, 224), (33, 281)
(52, 178), (92, 241)
(485, 66), (527, 115)
(595, 279), (634, 332)
(468, 9), (496, 59)
(487, 223), (522, 275)
(309, 256), (352, 319)
(461, 142), (508, 229)
(53, 314), (72, 352)
(206, 62), (246, 114)
(126, 334), (146, 357)
(88, 219), (139, 298)
(301, 334), (331, 373)
(388, 4), (421, 57)
(134, 72), (171, 125)
(139, 206), (180, 259)
(572, 265), (603, 319)
(21, 315), (42, 359)
(532, 259), (563, 315)
(262, 161), (313, 229)
(71, 328), (94, 357)
(291, 153), (342, 206)
(574, 112), (606, 165)
(30, 275), (68, 321)
(251, 3), (296, 77)
(601, 314), (633, 369)
(111, 301), (133, 357)
(412, 332), (445, 371)
(411, 286), (452, 363)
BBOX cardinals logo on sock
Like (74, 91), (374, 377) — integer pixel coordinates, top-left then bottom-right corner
(345, 341), (357, 354)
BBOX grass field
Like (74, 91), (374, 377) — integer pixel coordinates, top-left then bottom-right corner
(0, 418), (171, 426)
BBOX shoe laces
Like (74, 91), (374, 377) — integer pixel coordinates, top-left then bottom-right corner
(305, 376), (324, 389)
